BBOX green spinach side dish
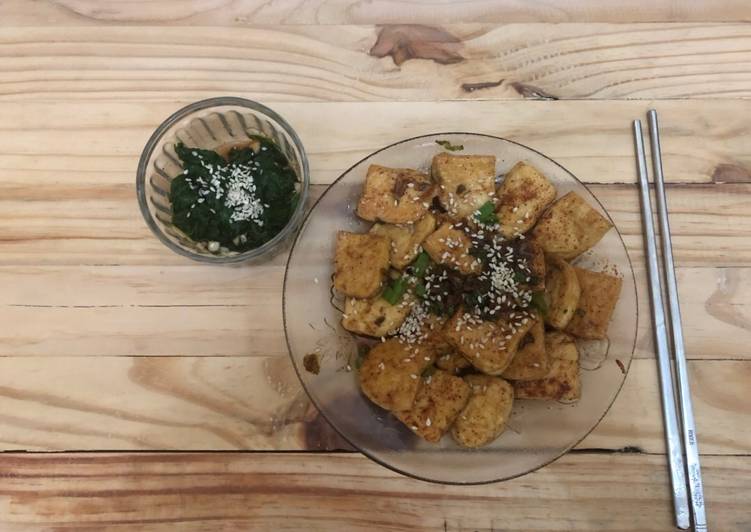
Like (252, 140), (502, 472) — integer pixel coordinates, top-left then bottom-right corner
(169, 137), (299, 252)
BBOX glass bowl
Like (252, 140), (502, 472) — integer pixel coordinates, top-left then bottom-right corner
(137, 97), (309, 263)
(283, 133), (638, 484)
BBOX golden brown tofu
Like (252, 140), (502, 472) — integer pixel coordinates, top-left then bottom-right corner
(356, 165), (435, 224)
(531, 192), (613, 259)
(496, 162), (556, 238)
(443, 309), (536, 376)
(452, 375), (514, 448)
(369, 213), (437, 270)
(565, 267), (623, 339)
(502, 312), (548, 381)
(544, 256), (581, 330)
(435, 351), (471, 374)
(395, 369), (470, 443)
(333, 231), (391, 298)
(513, 331), (580, 402)
(342, 293), (415, 337)
(358, 339), (437, 412)
(432, 153), (496, 220)
(422, 223), (481, 275)
(420, 314), (453, 355)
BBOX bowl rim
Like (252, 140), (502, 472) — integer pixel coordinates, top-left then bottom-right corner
(283, 131), (639, 485)
(136, 96), (310, 263)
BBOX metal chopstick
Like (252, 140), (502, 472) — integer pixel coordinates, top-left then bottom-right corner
(647, 109), (707, 531)
(633, 119), (691, 530)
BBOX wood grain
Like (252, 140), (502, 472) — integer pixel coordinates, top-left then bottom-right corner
(0, 357), (747, 454)
(1, 1), (749, 25)
(1, 25), (751, 101)
(2, 264), (750, 359)
(1, 452), (748, 531)
(1, 100), (748, 190)
(1, 181), (749, 268)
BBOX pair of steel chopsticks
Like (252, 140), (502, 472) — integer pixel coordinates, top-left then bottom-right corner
(633, 110), (707, 531)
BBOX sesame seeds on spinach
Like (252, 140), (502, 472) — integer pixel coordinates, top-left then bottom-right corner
(170, 138), (298, 252)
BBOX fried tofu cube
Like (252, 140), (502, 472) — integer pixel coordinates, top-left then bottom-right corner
(531, 192), (613, 259)
(451, 375), (514, 448)
(565, 267), (623, 339)
(422, 223), (481, 275)
(333, 231), (390, 298)
(419, 314), (453, 354)
(443, 310), (536, 376)
(502, 312), (548, 381)
(432, 153), (496, 220)
(496, 162), (556, 238)
(513, 331), (580, 402)
(358, 339), (436, 412)
(356, 165), (435, 223)
(545, 256), (581, 330)
(342, 293), (415, 337)
(369, 213), (437, 270)
(395, 369), (470, 443)
(435, 351), (471, 374)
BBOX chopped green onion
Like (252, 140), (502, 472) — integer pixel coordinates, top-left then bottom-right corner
(382, 276), (408, 305)
(414, 282), (427, 298)
(530, 290), (549, 317)
(436, 140), (464, 152)
(411, 251), (431, 278)
(474, 200), (498, 225)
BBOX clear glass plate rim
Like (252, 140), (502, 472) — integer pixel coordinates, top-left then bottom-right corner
(282, 131), (639, 485)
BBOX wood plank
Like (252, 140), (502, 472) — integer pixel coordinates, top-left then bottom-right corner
(1, 181), (748, 267)
(1, 25), (751, 102)
(1, 1), (750, 25)
(1, 264), (750, 360)
(0, 452), (748, 531)
(0, 357), (747, 454)
(2, 100), (749, 189)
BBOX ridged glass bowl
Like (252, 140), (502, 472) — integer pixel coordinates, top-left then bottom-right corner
(284, 133), (638, 484)
(136, 97), (309, 263)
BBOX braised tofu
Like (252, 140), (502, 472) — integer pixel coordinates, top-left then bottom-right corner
(531, 192), (613, 259)
(342, 293), (415, 337)
(422, 223), (481, 275)
(358, 339), (437, 412)
(333, 231), (391, 298)
(356, 165), (435, 223)
(565, 267), (623, 339)
(496, 162), (556, 238)
(395, 369), (471, 443)
(443, 310), (536, 376)
(513, 331), (580, 402)
(502, 312), (548, 381)
(451, 375), (514, 448)
(544, 256), (581, 330)
(432, 153), (496, 220)
(435, 351), (471, 374)
(369, 213), (437, 270)
(420, 314), (453, 355)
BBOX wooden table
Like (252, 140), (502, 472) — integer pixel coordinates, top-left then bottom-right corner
(1, 2), (750, 530)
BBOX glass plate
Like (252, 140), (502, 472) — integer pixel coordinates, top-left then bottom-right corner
(283, 133), (637, 484)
